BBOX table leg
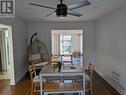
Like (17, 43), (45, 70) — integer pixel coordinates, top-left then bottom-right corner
(40, 74), (43, 95)
(44, 92), (47, 95)
(83, 73), (85, 95)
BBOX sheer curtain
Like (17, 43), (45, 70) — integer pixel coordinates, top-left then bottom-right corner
(52, 33), (60, 56)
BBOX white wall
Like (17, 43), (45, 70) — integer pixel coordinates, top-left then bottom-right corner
(71, 34), (81, 52)
(96, 6), (126, 92)
(0, 17), (27, 84)
(27, 22), (96, 66)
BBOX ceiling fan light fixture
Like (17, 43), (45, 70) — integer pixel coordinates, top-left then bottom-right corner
(56, 4), (67, 17)
(29, 0), (91, 17)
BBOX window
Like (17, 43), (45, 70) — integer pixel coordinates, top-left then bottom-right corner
(60, 35), (72, 55)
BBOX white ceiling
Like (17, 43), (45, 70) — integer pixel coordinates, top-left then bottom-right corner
(16, 0), (126, 22)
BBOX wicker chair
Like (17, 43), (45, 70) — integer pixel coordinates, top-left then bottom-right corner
(27, 33), (50, 69)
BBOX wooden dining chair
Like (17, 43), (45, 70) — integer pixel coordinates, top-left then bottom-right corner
(86, 63), (94, 95)
(29, 64), (42, 95)
(29, 64), (64, 95)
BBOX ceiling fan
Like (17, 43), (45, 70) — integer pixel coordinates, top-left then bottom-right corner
(29, 0), (91, 17)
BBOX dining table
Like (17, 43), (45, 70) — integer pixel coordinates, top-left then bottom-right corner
(39, 64), (86, 95)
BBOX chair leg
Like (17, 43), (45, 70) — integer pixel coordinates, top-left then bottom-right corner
(44, 92), (47, 95)
(81, 91), (84, 95)
(31, 83), (33, 95)
(90, 88), (93, 95)
(34, 84), (37, 95)
(90, 80), (93, 95)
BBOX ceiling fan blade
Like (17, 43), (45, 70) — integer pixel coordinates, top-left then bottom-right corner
(67, 10), (82, 17)
(68, 0), (91, 10)
(29, 3), (56, 10)
(44, 11), (56, 17)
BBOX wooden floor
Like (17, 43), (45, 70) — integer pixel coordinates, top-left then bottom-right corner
(0, 71), (120, 95)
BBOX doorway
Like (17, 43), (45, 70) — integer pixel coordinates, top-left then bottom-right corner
(0, 24), (15, 85)
(51, 30), (83, 66)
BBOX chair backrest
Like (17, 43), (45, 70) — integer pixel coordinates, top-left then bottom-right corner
(29, 64), (37, 81)
(87, 63), (94, 95)
(51, 54), (55, 64)
(87, 63), (94, 77)
(27, 40), (51, 65)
